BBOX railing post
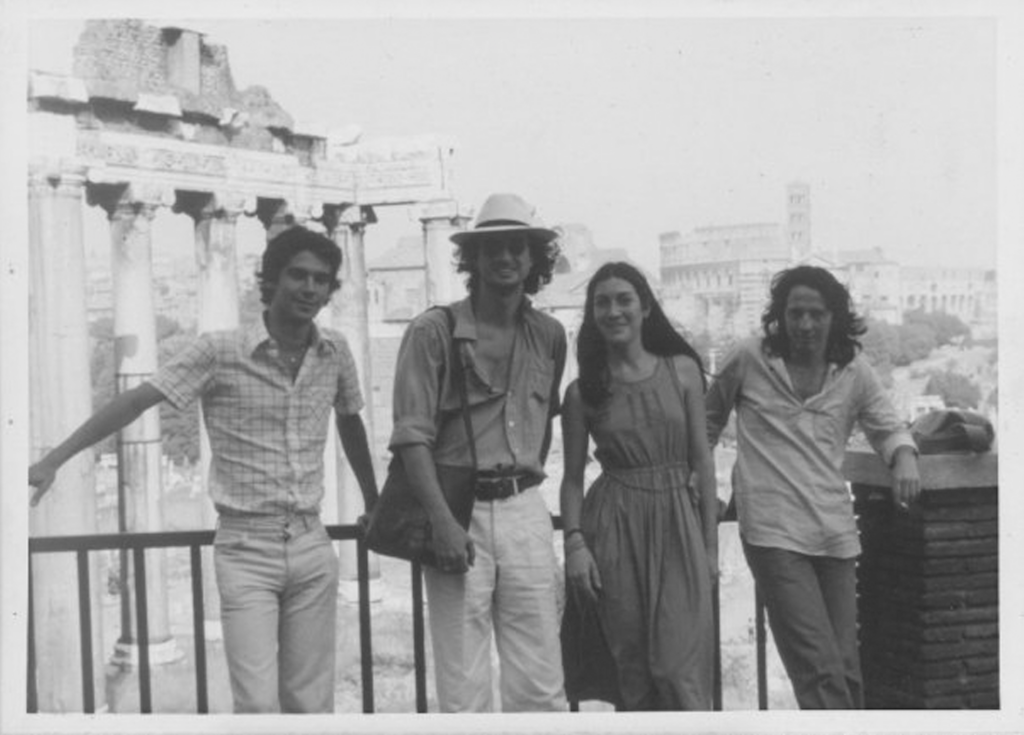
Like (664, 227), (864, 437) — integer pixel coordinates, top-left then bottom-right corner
(132, 547), (152, 713)
(357, 537), (374, 713)
(75, 550), (96, 713)
(27, 558), (37, 714)
(755, 588), (768, 710)
(412, 562), (427, 712)
(189, 545), (209, 714)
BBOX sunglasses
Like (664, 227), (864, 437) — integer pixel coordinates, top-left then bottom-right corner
(478, 238), (530, 257)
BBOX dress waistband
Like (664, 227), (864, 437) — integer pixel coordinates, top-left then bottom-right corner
(601, 461), (691, 491)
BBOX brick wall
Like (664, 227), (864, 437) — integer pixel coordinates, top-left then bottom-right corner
(845, 451), (999, 709)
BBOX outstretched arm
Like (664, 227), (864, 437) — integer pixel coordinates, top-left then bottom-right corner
(337, 412), (379, 513)
(29, 383), (166, 506)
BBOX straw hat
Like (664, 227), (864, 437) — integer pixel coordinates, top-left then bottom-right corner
(450, 193), (558, 246)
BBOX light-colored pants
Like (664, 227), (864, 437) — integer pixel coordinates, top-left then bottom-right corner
(743, 542), (863, 709)
(424, 487), (566, 712)
(214, 512), (339, 713)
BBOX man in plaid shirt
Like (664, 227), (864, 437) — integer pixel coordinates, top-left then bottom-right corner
(29, 226), (378, 713)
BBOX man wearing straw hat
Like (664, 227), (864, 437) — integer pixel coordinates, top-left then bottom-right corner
(389, 193), (568, 711)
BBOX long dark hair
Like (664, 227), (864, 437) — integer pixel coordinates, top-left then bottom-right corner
(577, 261), (705, 406)
(761, 265), (865, 367)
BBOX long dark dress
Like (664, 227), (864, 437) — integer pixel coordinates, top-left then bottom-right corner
(580, 356), (714, 710)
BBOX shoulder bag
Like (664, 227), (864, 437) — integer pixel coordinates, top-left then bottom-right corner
(363, 306), (478, 568)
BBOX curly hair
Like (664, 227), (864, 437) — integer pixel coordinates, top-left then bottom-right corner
(761, 265), (865, 367)
(577, 261), (705, 407)
(455, 233), (560, 297)
(256, 226), (342, 306)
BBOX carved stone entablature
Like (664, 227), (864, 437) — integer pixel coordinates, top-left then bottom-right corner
(73, 129), (454, 207)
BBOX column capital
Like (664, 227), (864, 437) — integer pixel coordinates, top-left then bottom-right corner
(173, 190), (254, 223)
(418, 198), (471, 225)
(86, 181), (174, 219)
(27, 162), (88, 196)
(321, 204), (377, 235)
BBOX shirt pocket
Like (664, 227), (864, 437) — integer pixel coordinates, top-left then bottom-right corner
(306, 386), (337, 425)
(528, 362), (555, 406)
(809, 397), (848, 449)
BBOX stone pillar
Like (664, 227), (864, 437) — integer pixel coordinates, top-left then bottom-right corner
(178, 191), (246, 332)
(322, 204), (381, 600)
(420, 199), (471, 306)
(845, 450), (999, 709)
(174, 190), (250, 639)
(90, 183), (179, 666)
(27, 165), (106, 712)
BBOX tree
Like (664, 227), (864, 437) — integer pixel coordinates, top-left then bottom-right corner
(924, 369), (982, 410)
(895, 321), (937, 365)
(903, 309), (971, 347)
(860, 319), (899, 386)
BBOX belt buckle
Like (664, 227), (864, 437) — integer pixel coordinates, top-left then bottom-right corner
(477, 475), (519, 501)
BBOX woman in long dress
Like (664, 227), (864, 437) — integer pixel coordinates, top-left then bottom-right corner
(560, 261), (718, 710)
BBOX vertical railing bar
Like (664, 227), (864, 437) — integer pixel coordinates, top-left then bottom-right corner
(357, 537), (374, 713)
(75, 550), (96, 713)
(755, 586), (768, 710)
(411, 562), (427, 713)
(713, 578), (722, 711)
(27, 556), (38, 714)
(189, 545), (208, 714)
(132, 546), (152, 713)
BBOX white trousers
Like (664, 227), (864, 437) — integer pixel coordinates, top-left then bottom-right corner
(423, 487), (566, 712)
(214, 513), (339, 713)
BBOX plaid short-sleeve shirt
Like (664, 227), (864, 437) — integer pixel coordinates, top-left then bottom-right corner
(149, 318), (364, 515)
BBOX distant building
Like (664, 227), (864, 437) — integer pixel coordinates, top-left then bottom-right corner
(659, 182), (997, 340)
(838, 247), (903, 325)
(367, 235), (428, 325)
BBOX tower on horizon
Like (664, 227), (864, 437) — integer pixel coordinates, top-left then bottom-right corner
(786, 181), (812, 260)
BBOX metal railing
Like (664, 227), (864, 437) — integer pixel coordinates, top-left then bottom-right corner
(27, 519), (769, 713)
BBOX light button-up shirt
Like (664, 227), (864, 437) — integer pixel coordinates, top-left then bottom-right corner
(706, 337), (915, 558)
(149, 318), (364, 515)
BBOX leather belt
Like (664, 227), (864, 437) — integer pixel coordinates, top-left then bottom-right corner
(474, 473), (537, 502)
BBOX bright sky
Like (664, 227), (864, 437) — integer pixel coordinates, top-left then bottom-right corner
(24, 5), (1007, 273)
(6, 4), (1024, 732)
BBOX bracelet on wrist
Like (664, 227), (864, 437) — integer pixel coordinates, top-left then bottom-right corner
(564, 532), (587, 556)
(564, 528), (583, 541)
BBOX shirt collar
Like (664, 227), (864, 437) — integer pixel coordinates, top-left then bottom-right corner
(242, 313), (337, 357)
(450, 296), (534, 342)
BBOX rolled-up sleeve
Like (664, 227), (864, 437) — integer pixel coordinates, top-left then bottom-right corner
(855, 361), (917, 464)
(331, 334), (365, 416)
(549, 326), (567, 417)
(389, 314), (446, 450)
(148, 334), (217, 410)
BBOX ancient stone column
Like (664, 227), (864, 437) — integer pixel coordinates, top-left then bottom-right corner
(27, 164), (106, 712)
(420, 199), (471, 306)
(174, 190), (250, 639)
(90, 183), (178, 666)
(322, 204), (381, 600)
(179, 191), (245, 332)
